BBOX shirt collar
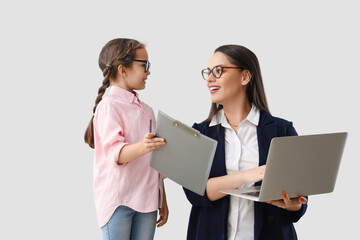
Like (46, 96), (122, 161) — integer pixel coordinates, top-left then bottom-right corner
(209, 104), (260, 128)
(108, 86), (141, 104)
(247, 104), (260, 126)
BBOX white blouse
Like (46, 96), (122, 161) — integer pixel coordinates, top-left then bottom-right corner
(209, 105), (260, 240)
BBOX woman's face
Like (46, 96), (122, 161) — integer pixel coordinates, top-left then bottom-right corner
(116, 48), (151, 91)
(206, 51), (250, 105)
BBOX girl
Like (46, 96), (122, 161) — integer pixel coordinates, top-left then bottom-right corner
(183, 45), (308, 240)
(84, 38), (168, 240)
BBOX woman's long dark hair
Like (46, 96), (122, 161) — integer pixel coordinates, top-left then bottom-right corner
(204, 44), (270, 123)
(84, 38), (145, 148)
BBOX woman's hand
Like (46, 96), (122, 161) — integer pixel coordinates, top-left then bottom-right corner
(142, 133), (166, 154)
(241, 165), (266, 183)
(206, 165), (266, 201)
(266, 193), (307, 211)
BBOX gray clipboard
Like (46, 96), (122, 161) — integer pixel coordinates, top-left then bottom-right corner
(150, 110), (218, 196)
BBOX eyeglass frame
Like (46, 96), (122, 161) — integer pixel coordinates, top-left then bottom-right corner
(201, 65), (243, 80)
(122, 58), (151, 72)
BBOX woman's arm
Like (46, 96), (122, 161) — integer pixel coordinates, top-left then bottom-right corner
(117, 133), (165, 164)
(206, 165), (266, 201)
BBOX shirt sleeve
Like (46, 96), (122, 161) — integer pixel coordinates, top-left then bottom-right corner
(95, 101), (127, 163)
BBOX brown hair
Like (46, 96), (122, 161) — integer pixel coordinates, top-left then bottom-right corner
(84, 38), (145, 148)
(204, 44), (270, 123)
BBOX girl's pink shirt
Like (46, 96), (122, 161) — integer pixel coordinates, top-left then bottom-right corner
(93, 86), (162, 227)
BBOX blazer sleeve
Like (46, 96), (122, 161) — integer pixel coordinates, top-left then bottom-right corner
(183, 122), (214, 207)
(283, 197), (308, 222)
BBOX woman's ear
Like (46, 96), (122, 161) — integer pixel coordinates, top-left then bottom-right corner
(117, 64), (127, 77)
(241, 70), (252, 86)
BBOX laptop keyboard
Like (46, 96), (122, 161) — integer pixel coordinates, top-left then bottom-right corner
(244, 191), (260, 197)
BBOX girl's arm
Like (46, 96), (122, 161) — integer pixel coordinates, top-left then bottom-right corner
(206, 165), (266, 201)
(117, 133), (165, 164)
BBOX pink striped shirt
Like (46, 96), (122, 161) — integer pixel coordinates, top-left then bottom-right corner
(93, 86), (162, 227)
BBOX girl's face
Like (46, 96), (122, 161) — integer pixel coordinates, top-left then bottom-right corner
(206, 51), (250, 105)
(116, 48), (151, 92)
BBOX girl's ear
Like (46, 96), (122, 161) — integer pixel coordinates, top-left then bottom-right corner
(117, 64), (127, 77)
(241, 70), (252, 86)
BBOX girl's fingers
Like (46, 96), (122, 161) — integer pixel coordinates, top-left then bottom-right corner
(145, 142), (166, 150)
(147, 141), (166, 146)
(152, 138), (165, 142)
(157, 214), (165, 227)
(145, 139), (166, 145)
(144, 137), (165, 143)
(144, 133), (155, 139)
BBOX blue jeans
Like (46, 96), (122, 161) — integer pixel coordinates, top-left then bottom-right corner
(101, 205), (157, 240)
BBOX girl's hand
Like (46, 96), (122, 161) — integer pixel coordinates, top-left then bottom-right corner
(142, 133), (166, 154)
(241, 165), (266, 183)
(117, 133), (165, 164)
(266, 193), (307, 211)
(157, 187), (169, 227)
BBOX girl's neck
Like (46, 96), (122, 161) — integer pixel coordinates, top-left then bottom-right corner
(223, 99), (252, 127)
(110, 83), (135, 94)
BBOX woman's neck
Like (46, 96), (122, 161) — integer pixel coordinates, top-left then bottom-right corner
(223, 99), (252, 127)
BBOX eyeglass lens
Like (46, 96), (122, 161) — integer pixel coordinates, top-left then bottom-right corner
(202, 66), (223, 80)
(145, 61), (150, 72)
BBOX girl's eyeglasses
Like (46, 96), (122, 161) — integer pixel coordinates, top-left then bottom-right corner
(130, 59), (151, 73)
(201, 65), (242, 80)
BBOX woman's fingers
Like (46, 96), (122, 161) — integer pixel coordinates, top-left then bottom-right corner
(266, 193), (307, 211)
(282, 193), (291, 205)
(299, 196), (307, 204)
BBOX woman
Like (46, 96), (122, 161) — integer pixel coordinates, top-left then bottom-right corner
(183, 45), (307, 240)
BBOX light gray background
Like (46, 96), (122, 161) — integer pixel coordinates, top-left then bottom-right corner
(1, 0), (359, 239)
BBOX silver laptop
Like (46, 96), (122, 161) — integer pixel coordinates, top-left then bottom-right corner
(220, 132), (348, 201)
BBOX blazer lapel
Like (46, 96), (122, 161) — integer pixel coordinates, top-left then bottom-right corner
(254, 111), (277, 240)
(256, 111), (277, 166)
(206, 124), (227, 177)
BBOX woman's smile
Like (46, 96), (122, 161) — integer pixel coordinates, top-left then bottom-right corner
(209, 85), (221, 94)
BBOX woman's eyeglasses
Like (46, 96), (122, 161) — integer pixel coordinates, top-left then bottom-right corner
(201, 65), (242, 80)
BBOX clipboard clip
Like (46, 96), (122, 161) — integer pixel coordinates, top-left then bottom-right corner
(173, 121), (200, 137)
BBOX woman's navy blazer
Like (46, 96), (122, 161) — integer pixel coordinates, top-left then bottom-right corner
(183, 111), (308, 240)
